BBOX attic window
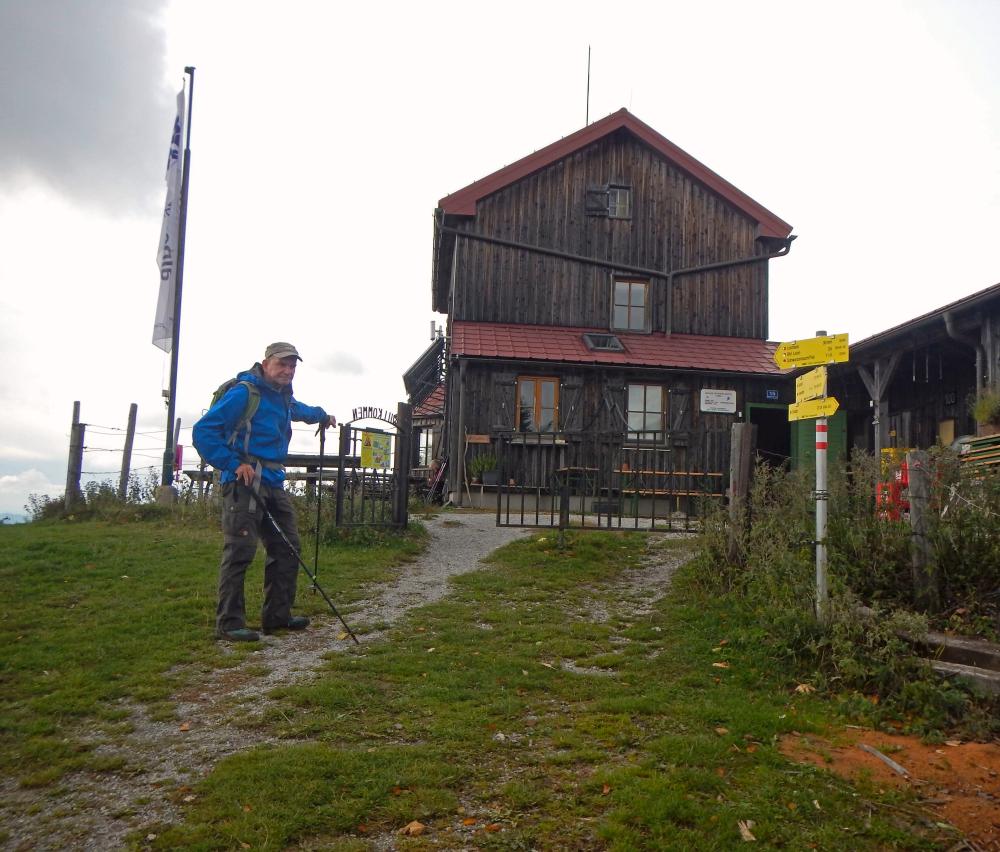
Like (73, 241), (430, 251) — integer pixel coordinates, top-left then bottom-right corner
(585, 184), (632, 219)
(583, 333), (625, 352)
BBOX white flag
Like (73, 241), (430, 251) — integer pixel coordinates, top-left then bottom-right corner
(153, 89), (186, 352)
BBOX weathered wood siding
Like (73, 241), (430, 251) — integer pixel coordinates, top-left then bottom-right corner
(450, 129), (768, 338)
(451, 360), (788, 488)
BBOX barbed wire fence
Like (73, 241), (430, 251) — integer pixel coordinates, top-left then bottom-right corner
(64, 400), (329, 512)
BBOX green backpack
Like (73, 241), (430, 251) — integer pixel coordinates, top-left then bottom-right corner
(210, 378), (261, 453)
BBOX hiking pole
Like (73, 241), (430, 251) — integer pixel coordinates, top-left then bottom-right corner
(312, 426), (325, 594)
(260, 501), (361, 645)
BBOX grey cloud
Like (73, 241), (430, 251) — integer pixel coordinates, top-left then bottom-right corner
(0, 0), (172, 213)
(316, 352), (366, 375)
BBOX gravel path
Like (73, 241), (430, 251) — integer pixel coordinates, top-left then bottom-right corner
(1, 514), (690, 851)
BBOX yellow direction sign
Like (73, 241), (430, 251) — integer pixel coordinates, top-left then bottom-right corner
(795, 366), (827, 403)
(774, 333), (849, 369)
(788, 396), (839, 422)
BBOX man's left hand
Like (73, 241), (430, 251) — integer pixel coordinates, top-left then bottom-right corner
(316, 414), (337, 435)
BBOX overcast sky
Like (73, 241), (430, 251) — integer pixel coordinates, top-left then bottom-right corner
(1, 0), (998, 517)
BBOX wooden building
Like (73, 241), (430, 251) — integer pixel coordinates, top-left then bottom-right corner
(410, 109), (798, 504)
(835, 283), (1000, 454)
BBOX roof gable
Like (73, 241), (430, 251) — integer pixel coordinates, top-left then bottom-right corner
(438, 108), (792, 239)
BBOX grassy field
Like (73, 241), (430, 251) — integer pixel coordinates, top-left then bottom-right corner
(0, 515), (953, 850)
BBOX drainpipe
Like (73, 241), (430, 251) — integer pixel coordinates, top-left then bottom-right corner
(665, 236), (795, 336)
(435, 222), (795, 336)
(944, 310), (985, 392)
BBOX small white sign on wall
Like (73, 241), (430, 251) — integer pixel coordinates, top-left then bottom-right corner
(700, 389), (737, 414)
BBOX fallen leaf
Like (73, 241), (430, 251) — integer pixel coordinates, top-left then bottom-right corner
(787, 801), (797, 811)
(738, 819), (756, 841)
(602, 784), (611, 795)
(120, 575), (130, 580)
(718, 639), (729, 646)
(715, 727), (729, 736)
(945, 740), (962, 747)
(462, 817), (477, 826)
(399, 820), (425, 836)
(427, 647), (435, 653)
(178, 722), (190, 732)
(485, 823), (501, 832)
(242, 804), (252, 812)
(182, 794), (196, 803)
(746, 744), (757, 754)
(240, 844), (250, 850)
(417, 626), (426, 632)
(357, 823), (368, 833)
(540, 662), (554, 669)
(337, 631), (349, 641)
(716, 767), (727, 776)
(794, 684), (816, 694)
(813, 799), (822, 810)
(146, 835), (157, 842)
(712, 661), (730, 669)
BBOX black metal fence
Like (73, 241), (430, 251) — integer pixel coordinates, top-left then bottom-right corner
(494, 430), (725, 531)
(334, 422), (409, 529)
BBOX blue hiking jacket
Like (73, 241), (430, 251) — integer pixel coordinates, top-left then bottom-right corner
(192, 364), (328, 488)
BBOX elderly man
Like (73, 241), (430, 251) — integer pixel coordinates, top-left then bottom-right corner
(193, 342), (336, 641)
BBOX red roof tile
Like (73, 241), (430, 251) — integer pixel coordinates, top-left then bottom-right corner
(452, 321), (786, 375)
(439, 108), (792, 240)
(414, 383), (445, 418)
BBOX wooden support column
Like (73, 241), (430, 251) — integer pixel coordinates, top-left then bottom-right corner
(906, 449), (939, 611)
(857, 351), (901, 455)
(727, 422), (757, 564)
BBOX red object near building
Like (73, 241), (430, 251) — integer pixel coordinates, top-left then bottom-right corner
(876, 461), (909, 520)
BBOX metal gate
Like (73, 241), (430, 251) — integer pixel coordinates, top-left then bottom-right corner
(493, 430), (725, 531)
(334, 418), (410, 529)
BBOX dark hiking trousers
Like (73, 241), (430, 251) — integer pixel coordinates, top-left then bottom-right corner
(217, 481), (300, 634)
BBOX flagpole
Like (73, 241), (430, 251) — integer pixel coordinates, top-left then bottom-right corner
(161, 66), (195, 487)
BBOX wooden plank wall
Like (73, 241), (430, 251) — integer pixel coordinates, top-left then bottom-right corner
(451, 130), (768, 338)
(452, 362), (782, 484)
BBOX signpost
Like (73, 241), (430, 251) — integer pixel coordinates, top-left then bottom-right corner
(774, 333), (849, 370)
(795, 366), (827, 402)
(788, 396), (839, 422)
(775, 333), (850, 624)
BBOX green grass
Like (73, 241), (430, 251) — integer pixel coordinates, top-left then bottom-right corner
(141, 531), (948, 850)
(1, 518), (950, 849)
(0, 515), (426, 787)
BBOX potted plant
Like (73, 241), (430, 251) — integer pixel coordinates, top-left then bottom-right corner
(971, 389), (1000, 437)
(468, 452), (499, 485)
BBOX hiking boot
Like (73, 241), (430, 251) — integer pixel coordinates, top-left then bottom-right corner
(263, 615), (310, 635)
(218, 627), (260, 642)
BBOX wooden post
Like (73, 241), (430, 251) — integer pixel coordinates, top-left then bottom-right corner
(64, 402), (84, 512)
(394, 402), (413, 528)
(118, 403), (138, 500)
(906, 449), (939, 611)
(727, 422), (757, 564)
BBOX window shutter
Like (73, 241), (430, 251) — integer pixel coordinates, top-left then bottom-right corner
(585, 186), (609, 216)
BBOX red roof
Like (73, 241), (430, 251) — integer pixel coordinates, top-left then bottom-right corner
(452, 321), (786, 375)
(414, 383), (445, 418)
(439, 108), (792, 240)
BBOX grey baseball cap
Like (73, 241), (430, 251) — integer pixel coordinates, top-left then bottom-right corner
(264, 342), (302, 361)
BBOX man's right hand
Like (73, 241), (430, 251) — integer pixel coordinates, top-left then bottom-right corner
(235, 463), (256, 486)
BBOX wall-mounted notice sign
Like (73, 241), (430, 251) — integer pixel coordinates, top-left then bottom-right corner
(700, 389), (737, 414)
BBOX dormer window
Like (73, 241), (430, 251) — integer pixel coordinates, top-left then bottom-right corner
(585, 183), (632, 219)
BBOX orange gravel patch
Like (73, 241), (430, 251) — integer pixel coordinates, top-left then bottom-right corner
(781, 728), (1000, 849)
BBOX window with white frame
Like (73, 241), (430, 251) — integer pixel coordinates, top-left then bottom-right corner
(626, 383), (665, 441)
(517, 376), (559, 432)
(612, 277), (650, 333)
